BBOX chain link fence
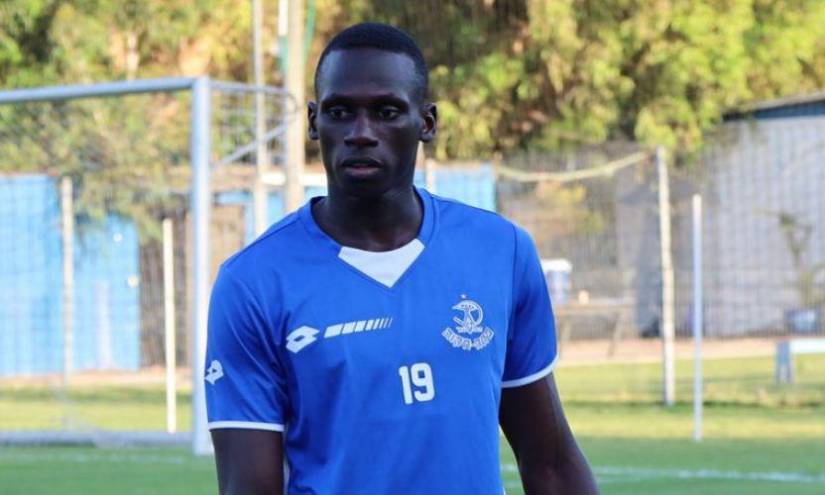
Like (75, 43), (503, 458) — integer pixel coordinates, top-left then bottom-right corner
(1, 78), (823, 451)
(494, 118), (825, 422)
(0, 79), (293, 446)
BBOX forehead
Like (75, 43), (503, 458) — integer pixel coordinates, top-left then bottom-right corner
(315, 48), (420, 101)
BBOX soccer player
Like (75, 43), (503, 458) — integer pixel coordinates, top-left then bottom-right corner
(205, 22), (599, 494)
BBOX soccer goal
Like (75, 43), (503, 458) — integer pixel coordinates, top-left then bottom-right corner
(0, 77), (296, 455)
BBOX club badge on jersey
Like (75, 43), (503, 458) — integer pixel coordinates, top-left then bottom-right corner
(442, 295), (495, 351)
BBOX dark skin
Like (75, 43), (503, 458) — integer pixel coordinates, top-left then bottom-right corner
(212, 47), (599, 494)
(308, 48), (435, 251)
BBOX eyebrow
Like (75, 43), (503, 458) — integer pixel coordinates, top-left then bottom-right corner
(321, 93), (410, 106)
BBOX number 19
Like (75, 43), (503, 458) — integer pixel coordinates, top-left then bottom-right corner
(398, 362), (435, 405)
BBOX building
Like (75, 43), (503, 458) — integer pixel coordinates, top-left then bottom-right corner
(686, 92), (825, 336)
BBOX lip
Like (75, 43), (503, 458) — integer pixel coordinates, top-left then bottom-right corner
(340, 157), (383, 169)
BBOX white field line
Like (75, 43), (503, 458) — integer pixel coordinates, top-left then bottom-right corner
(0, 450), (192, 465)
(2, 454), (824, 485)
(596, 466), (825, 484)
(502, 463), (825, 485)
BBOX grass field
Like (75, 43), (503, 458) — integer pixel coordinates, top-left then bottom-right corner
(2, 354), (824, 494)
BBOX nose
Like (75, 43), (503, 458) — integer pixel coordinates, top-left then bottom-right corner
(344, 113), (378, 148)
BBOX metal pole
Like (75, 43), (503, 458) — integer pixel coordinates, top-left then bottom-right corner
(657, 147), (676, 406)
(0, 78), (196, 104)
(425, 159), (437, 193)
(417, 142), (436, 193)
(163, 218), (178, 434)
(61, 177), (74, 388)
(277, 0), (289, 73)
(252, 0), (270, 236)
(284, 0), (306, 212)
(692, 194), (703, 442)
(95, 281), (112, 368)
(191, 77), (212, 455)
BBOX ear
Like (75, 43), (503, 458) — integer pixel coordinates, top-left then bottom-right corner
(308, 101), (319, 141)
(419, 103), (437, 143)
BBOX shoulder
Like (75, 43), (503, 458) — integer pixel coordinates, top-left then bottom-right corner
(429, 192), (534, 248)
(218, 210), (307, 290)
(430, 192), (518, 235)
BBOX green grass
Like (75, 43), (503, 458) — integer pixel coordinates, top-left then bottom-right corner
(0, 385), (194, 430)
(1, 355), (823, 494)
(0, 448), (215, 495)
(2, 437), (824, 495)
(505, 437), (825, 495)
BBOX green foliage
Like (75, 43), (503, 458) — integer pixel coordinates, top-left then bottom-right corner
(0, 94), (190, 241)
(0, 1), (63, 87)
(1, 0), (254, 85)
(0, 1), (255, 240)
(2, 0), (825, 166)
(313, 0), (825, 158)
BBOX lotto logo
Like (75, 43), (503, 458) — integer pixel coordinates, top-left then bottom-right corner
(285, 326), (320, 353)
(204, 360), (224, 385)
(286, 317), (393, 354)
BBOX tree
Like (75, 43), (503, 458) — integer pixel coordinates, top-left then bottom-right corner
(309, 0), (825, 157)
(3, 0), (825, 162)
(0, 0), (265, 239)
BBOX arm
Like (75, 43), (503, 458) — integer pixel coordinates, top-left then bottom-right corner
(499, 373), (598, 494)
(205, 267), (290, 495)
(211, 429), (284, 495)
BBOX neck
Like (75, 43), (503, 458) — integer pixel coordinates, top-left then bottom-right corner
(313, 185), (422, 251)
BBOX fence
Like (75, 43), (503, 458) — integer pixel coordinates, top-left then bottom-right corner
(1, 78), (823, 454)
(0, 78), (294, 454)
(497, 126), (825, 344)
(0, 78), (502, 455)
(495, 117), (825, 438)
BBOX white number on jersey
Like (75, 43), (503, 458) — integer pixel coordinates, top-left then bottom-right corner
(398, 363), (435, 405)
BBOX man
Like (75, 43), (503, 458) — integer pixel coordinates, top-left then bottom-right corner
(206, 22), (598, 494)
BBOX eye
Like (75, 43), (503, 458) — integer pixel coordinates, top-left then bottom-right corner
(378, 106), (401, 120)
(326, 106), (350, 120)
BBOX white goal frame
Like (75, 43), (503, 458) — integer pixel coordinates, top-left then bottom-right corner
(0, 77), (294, 455)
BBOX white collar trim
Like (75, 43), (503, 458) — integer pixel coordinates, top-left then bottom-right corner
(338, 239), (425, 288)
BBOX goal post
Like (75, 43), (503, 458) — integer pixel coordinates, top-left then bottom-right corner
(0, 77), (295, 455)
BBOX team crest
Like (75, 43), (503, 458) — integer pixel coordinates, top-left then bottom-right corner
(441, 295), (494, 351)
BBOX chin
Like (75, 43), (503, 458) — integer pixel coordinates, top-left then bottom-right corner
(335, 177), (392, 200)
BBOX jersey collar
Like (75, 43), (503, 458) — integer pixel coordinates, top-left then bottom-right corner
(297, 187), (436, 288)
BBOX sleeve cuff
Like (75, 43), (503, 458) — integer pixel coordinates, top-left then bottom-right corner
(207, 420), (285, 432)
(501, 355), (558, 388)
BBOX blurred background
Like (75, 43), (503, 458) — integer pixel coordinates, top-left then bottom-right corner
(1, 1), (824, 494)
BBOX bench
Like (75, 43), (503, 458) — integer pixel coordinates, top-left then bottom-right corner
(775, 338), (825, 384)
(554, 297), (634, 357)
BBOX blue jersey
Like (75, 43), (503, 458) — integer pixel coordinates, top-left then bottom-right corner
(205, 188), (557, 494)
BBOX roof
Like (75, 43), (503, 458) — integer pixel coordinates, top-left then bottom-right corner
(725, 90), (825, 121)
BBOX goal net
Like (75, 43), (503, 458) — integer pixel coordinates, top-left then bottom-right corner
(0, 78), (295, 454)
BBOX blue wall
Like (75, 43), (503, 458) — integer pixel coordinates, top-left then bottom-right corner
(0, 176), (63, 376)
(414, 165), (496, 212)
(0, 175), (139, 376)
(1, 166), (495, 376)
(216, 165), (497, 244)
(72, 216), (140, 371)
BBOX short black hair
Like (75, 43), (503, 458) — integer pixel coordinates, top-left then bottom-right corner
(314, 22), (429, 100)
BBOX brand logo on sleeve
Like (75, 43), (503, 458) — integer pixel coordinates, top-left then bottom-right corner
(205, 360), (224, 385)
(286, 317), (393, 354)
(286, 326), (320, 353)
(442, 295), (494, 351)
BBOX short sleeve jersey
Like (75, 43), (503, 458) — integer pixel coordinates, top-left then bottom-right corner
(205, 188), (557, 494)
